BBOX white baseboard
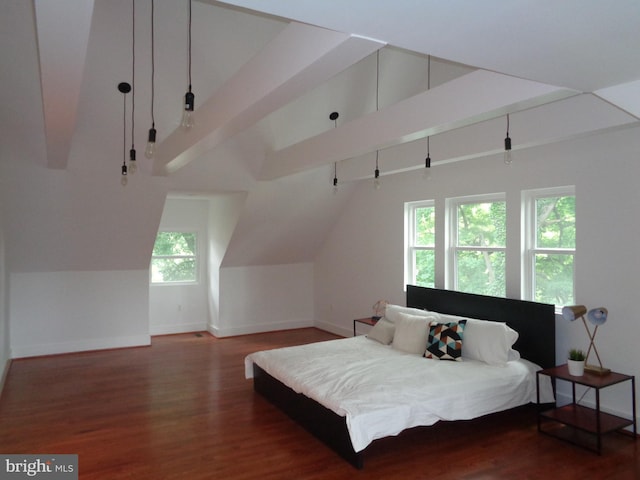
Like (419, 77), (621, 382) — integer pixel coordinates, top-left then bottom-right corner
(208, 319), (314, 338)
(314, 320), (350, 338)
(150, 323), (207, 336)
(10, 334), (151, 359)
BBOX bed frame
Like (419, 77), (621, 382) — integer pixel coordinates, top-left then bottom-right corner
(252, 286), (556, 469)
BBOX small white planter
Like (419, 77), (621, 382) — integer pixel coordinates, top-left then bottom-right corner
(567, 359), (585, 376)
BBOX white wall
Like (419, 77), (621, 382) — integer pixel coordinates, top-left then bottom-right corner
(149, 197), (211, 335)
(207, 192), (248, 333)
(217, 263), (314, 337)
(314, 126), (640, 422)
(10, 270), (150, 358)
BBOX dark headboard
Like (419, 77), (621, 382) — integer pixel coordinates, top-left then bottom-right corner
(406, 285), (556, 369)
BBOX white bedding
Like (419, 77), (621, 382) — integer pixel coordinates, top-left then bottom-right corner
(245, 336), (555, 452)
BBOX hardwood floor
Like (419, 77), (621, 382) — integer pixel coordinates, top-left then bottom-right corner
(0, 328), (637, 479)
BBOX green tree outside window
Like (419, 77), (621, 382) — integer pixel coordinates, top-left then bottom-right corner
(151, 232), (197, 283)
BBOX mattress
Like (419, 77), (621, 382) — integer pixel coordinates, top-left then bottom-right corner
(245, 335), (555, 452)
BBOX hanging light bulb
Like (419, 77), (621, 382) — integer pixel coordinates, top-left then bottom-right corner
(422, 137), (432, 181)
(145, 127), (156, 159)
(121, 162), (128, 186)
(129, 147), (137, 174)
(181, 87), (195, 129)
(181, 0), (195, 130)
(504, 114), (513, 166)
(374, 151), (381, 190)
(145, 0), (157, 159)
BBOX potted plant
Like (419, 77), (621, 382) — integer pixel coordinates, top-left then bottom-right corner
(568, 348), (585, 376)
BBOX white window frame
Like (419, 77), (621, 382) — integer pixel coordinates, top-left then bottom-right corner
(445, 193), (506, 295)
(404, 200), (435, 289)
(522, 186), (575, 306)
(150, 231), (199, 285)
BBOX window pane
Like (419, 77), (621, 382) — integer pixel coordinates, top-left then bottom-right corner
(151, 258), (196, 283)
(414, 207), (435, 246)
(456, 250), (505, 297)
(534, 253), (574, 305)
(536, 196), (575, 249)
(152, 232), (197, 256)
(414, 250), (435, 287)
(457, 202), (506, 247)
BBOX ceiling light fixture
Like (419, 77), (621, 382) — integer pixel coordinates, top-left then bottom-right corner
(129, 0), (137, 174)
(181, 0), (195, 130)
(145, 0), (157, 159)
(504, 114), (513, 166)
(118, 82), (132, 186)
(330, 111), (339, 194)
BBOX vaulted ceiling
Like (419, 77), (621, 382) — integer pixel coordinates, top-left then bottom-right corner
(2, 0), (639, 271)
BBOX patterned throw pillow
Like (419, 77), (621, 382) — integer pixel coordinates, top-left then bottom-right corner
(425, 320), (467, 361)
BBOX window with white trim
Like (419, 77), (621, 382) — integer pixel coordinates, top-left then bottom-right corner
(522, 186), (575, 306)
(150, 231), (198, 284)
(447, 194), (506, 297)
(405, 200), (435, 288)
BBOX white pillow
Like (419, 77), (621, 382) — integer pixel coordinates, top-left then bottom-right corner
(367, 318), (395, 345)
(384, 304), (434, 324)
(391, 312), (437, 355)
(436, 313), (519, 365)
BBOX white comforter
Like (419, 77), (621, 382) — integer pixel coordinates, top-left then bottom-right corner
(245, 336), (555, 452)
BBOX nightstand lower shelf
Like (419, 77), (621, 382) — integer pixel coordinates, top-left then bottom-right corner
(539, 404), (634, 452)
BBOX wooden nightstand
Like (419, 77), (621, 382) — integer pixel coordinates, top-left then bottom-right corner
(353, 317), (379, 336)
(537, 365), (637, 453)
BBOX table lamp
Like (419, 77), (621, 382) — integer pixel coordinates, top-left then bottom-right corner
(562, 305), (610, 375)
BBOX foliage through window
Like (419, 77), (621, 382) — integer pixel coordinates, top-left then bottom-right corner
(524, 187), (575, 305)
(151, 232), (198, 284)
(405, 201), (435, 287)
(449, 196), (506, 297)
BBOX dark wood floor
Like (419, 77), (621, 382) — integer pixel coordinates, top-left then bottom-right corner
(0, 328), (637, 479)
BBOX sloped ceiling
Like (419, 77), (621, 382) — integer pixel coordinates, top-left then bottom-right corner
(1, 0), (640, 272)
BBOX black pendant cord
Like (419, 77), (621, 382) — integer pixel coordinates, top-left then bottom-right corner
(375, 50), (380, 179)
(425, 55), (431, 167)
(187, 0), (192, 93)
(130, 0), (136, 154)
(123, 94), (127, 168)
(150, 0), (155, 130)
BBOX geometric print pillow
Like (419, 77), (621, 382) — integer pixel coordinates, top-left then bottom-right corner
(425, 320), (467, 361)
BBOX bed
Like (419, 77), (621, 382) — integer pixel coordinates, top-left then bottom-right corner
(245, 286), (556, 468)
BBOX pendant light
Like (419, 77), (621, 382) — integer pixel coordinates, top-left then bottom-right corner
(373, 50), (381, 190)
(504, 114), (513, 165)
(181, 0), (195, 129)
(423, 137), (432, 181)
(374, 151), (381, 190)
(145, 0), (157, 159)
(118, 82), (132, 186)
(423, 55), (432, 181)
(330, 111), (339, 193)
(128, 0), (137, 174)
